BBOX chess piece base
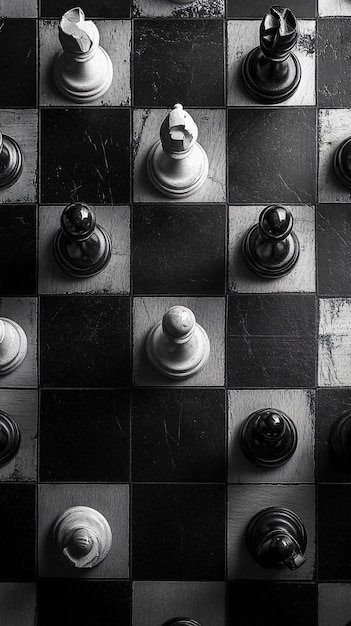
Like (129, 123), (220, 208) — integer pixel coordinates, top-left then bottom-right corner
(241, 47), (301, 104)
(146, 319), (210, 379)
(240, 409), (298, 467)
(0, 318), (28, 376)
(331, 412), (351, 467)
(242, 225), (300, 278)
(53, 47), (113, 103)
(53, 225), (112, 278)
(334, 137), (351, 189)
(0, 135), (23, 189)
(147, 140), (208, 198)
(0, 410), (21, 466)
(162, 621), (201, 626)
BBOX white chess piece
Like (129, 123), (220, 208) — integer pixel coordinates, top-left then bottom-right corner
(147, 103), (208, 198)
(53, 7), (113, 103)
(145, 305), (210, 379)
(0, 317), (27, 375)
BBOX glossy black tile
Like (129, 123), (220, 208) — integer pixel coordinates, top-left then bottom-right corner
(0, 19), (36, 107)
(228, 0), (316, 17)
(40, 389), (130, 482)
(40, 295), (130, 388)
(40, 0), (130, 17)
(227, 294), (316, 388)
(40, 109), (130, 204)
(132, 204), (226, 295)
(0, 205), (36, 296)
(228, 108), (316, 204)
(133, 20), (224, 107)
(317, 389), (351, 484)
(132, 484), (225, 580)
(38, 580), (131, 626)
(228, 582), (317, 625)
(318, 19), (351, 108)
(318, 484), (351, 580)
(0, 484), (36, 580)
(317, 204), (351, 296)
(132, 388), (225, 482)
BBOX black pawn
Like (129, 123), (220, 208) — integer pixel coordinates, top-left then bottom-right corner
(334, 137), (351, 189)
(241, 5), (301, 104)
(331, 411), (351, 468)
(53, 203), (112, 277)
(240, 408), (297, 467)
(0, 410), (21, 466)
(242, 204), (299, 278)
(0, 130), (23, 189)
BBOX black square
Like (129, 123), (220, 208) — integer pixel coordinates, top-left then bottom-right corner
(317, 204), (351, 296)
(132, 388), (226, 482)
(132, 204), (226, 295)
(132, 484), (225, 580)
(318, 19), (351, 108)
(0, 19), (36, 106)
(228, 0), (316, 17)
(317, 389), (351, 484)
(40, 109), (130, 204)
(228, 108), (316, 204)
(38, 580), (131, 626)
(40, 295), (130, 387)
(0, 484), (36, 580)
(40, 389), (130, 482)
(40, 0), (130, 17)
(228, 582), (317, 625)
(133, 20), (224, 106)
(227, 294), (316, 388)
(318, 485), (351, 580)
(0, 205), (36, 295)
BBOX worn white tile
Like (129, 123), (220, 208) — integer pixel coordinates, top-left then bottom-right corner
(319, 0), (351, 16)
(318, 108), (351, 202)
(318, 298), (351, 386)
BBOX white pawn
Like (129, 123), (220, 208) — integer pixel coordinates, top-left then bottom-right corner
(0, 317), (27, 375)
(145, 305), (210, 379)
(53, 7), (113, 103)
(147, 103), (208, 198)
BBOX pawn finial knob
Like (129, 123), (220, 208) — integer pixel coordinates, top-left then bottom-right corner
(0, 130), (23, 189)
(145, 305), (210, 379)
(241, 5), (301, 103)
(242, 204), (300, 278)
(53, 203), (112, 277)
(147, 103), (208, 198)
(0, 317), (27, 376)
(240, 408), (297, 467)
(53, 7), (113, 103)
(53, 505), (112, 569)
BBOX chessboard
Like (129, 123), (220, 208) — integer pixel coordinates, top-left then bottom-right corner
(1, 1), (351, 625)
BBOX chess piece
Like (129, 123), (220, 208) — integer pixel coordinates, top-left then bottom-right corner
(240, 408), (297, 467)
(53, 505), (112, 569)
(145, 305), (210, 379)
(53, 202), (112, 277)
(147, 103), (208, 198)
(0, 317), (27, 376)
(246, 506), (307, 570)
(0, 410), (21, 466)
(53, 7), (113, 103)
(331, 412), (351, 468)
(241, 6), (301, 104)
(0, 130), (23, 189)
(334, 137), (351, 189)
(242, 204), (299, 278)
(162, 621), (202, 626)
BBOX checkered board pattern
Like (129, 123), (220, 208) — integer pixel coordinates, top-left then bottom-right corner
(2, 0), (351, 624)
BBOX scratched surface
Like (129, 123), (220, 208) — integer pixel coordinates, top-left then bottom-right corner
(1, 2), (351, 625)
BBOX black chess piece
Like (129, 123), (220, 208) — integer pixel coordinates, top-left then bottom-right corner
(331, 412), (351, 468)
(246, 506), (307, 570)
(0, 410), (21, 466)
(242, 204), (300, 278)
(0, 129), (23, 189)
(162, 620), (202, 626)
(334, 137), (351, 189)
(53, 203), (112, 277)
(241, 6), (301, 104)
(240, 408), (298, 467)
